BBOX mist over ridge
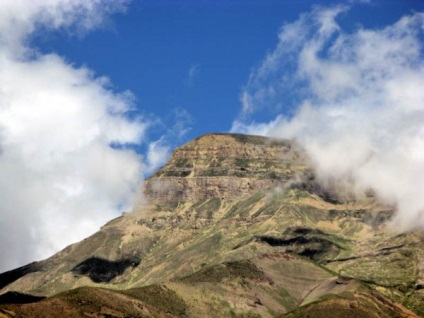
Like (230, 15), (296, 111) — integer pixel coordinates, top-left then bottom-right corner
(232, 5), (424, 231)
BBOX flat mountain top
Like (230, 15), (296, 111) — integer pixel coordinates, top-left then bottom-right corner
(1, 133), (424, 317)
(146, 133), (307, 204)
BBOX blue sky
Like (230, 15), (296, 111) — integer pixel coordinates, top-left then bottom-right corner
(33, 0), (424, 147)
(0, 0), (423, 271)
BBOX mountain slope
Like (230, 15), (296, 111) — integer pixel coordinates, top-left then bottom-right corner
(1, 133), (423, 317)
(1, 253), (420, 318)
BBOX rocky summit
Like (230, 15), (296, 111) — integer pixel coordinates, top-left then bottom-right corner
(1, 133), (423, 317)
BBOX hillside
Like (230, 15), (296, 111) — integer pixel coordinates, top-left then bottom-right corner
(0, 133), (423, 317)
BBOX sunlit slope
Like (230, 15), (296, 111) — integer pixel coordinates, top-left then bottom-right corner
(1, 133), (423, 316)
(1, 253), (420, 318)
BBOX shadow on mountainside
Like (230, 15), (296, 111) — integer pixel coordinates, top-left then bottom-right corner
(0, 262), (42, 290)
(72, 257), (140, 283)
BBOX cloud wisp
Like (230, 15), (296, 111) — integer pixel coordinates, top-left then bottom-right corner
(141, 107), (194, 176)
(0, 0), (149, 272)
(184, 64), (200, 87)
(233, 6), (424, 231)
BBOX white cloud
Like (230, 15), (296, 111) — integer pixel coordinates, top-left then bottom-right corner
(0, 0), (128, 55)
(0, 0), (150, 272)
(233, 6), (424, 231)
(144, 138), (171, 175)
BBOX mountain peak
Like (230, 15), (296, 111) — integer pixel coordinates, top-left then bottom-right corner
(1, 133), (423, 317)
(190, 132), (284, 145)
(144, 133), (307, 205)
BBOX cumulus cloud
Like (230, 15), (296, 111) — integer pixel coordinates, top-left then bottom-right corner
(0, 0), (150, 272)
(232, 6), (424, 231)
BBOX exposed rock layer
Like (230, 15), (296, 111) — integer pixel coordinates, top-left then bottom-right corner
(145, 133), (307, 204)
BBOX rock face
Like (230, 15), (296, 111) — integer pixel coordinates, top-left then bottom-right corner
(1, 133), (424, 317)
(144, 133), (307, 204)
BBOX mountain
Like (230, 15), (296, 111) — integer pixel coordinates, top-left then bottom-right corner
(0, 133), (423, 317)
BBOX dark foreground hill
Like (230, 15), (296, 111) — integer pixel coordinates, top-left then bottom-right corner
(1, 133), (423, 317)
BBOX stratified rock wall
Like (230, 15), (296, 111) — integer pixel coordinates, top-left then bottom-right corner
(144, 133), (308, 205)
(145, 176), (278, 204)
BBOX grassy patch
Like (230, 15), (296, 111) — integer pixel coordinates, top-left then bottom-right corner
(252, 195), (283, 217)
(121, 285), (187, 317)
(235, 158), (252, 168)
(191, 198), (221, 219)
(179, 260), (267, 283)
(198, 168), (229, 177)
(282, 293), (400, 318)
(173, 158), (193, 168)
(225, 192), (265, 219)
(284, 188), (309, 201)
(161, 170), (191, 177)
